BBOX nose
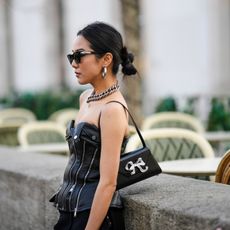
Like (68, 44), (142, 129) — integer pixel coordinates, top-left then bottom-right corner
(71, 59), (79, 68)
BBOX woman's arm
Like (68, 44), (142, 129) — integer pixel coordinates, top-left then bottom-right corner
(85, 103), (127, 230)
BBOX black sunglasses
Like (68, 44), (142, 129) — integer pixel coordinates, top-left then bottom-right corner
(67, 50), (96, 64)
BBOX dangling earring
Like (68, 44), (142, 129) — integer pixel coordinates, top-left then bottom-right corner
(102, 66), (107, 79)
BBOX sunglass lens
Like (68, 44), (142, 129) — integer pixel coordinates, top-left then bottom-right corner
(67, 51), (90, 64)
(73, 52), (81, 63)
(67, 54), (74, 64)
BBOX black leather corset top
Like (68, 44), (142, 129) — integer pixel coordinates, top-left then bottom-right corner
(51, 120), (124, 215)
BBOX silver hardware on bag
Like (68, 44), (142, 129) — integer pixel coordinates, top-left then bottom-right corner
(125, 157), (149, 175)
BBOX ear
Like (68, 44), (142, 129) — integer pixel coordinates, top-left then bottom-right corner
(102, 52), (113, 67)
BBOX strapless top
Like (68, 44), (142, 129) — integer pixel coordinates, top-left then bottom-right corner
(50, 120), (127, 216)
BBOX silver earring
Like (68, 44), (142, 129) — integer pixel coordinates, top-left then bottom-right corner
(102, 66), (107, 79)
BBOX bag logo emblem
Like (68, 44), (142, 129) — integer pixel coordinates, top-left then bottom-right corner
(125, 157), (149, 175)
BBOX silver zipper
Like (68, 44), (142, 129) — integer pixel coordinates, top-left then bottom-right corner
(74, 146), (98, 217)
(68, 140), (87, 211)
(57, 137), (77, 210)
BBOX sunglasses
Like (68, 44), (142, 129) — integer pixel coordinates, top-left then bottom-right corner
(67, 50), (96, 64)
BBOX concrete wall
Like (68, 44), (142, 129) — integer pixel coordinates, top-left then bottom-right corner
(0, 147), (67, 230)
(0, 147), (230, 230)
(122, 175), (230, 230)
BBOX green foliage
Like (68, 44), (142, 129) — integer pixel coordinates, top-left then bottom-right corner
(0, 89), (83, 120)
(155, 96), (177, 112)
(181, 97), (198, 115)
(207, 98), (230, 131)
(155, 96), (198, 115)
(154, 96), (230, 131)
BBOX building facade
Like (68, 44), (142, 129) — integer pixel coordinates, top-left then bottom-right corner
(0, 0), (230, 118)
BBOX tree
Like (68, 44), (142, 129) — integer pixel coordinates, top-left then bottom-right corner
(120, 0), (142, 126)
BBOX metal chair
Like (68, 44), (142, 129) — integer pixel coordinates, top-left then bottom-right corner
(18, 121), (66, 146)
(125, 128), (214, 162)
(215, 149), (230, 184)
(142, 112), (204, 133)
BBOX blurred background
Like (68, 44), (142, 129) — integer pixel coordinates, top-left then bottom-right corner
(0, 0), (230, 130)
(1, 2), (230, 228)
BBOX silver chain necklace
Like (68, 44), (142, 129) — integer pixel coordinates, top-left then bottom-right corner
(87, 82), (120, 103)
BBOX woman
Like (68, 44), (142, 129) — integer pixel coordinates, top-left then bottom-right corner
(50, 21), (137, 230)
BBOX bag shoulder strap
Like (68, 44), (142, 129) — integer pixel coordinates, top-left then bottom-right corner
(105, 100), (146, 148)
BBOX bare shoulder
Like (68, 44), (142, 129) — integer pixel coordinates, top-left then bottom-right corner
(100, 99), (129, 136)
(79, 89), (93, 105)
(101, 100), (128, 119)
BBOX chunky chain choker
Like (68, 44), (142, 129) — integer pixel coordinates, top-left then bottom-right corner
(87, 82), (120, 103)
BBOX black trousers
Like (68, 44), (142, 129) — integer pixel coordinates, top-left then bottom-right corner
(54, 208), (125, 230)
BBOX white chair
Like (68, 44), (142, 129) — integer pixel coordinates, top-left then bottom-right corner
(142, 112), (204, 133)
(18, 121), (66, 147)
(128, 125), (137, 136)
(0, 108), (36, 125)
(49, 108), (79, 127)
(126, 128), (214, 162)
(0, 123), (21, 146)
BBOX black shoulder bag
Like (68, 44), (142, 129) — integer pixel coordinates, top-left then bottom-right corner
(107, 101), (162, 190)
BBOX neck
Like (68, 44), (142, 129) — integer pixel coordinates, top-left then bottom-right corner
(87, 80), (120, 103)
(92, 79), (118, 94)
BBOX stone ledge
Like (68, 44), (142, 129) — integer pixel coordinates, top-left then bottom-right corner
(0, 147), (67, 230)
(0, 147), (230, 230)
(121, 174), (230, 230)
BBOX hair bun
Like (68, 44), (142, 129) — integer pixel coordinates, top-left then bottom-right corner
(120, 47), (137, 76)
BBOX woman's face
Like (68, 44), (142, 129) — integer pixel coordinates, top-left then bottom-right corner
(70, 35), (103, 85)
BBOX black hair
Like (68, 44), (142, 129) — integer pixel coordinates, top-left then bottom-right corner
(77, 21), (137, 76)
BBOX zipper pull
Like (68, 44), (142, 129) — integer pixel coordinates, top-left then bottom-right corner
(74, 208), (77, 217)
(69, 185), (74, 192)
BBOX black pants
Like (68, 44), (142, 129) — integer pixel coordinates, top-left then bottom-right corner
(54, 208), (125, 230)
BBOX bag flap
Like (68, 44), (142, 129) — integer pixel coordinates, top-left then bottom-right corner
(118, 147), (160, 177)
